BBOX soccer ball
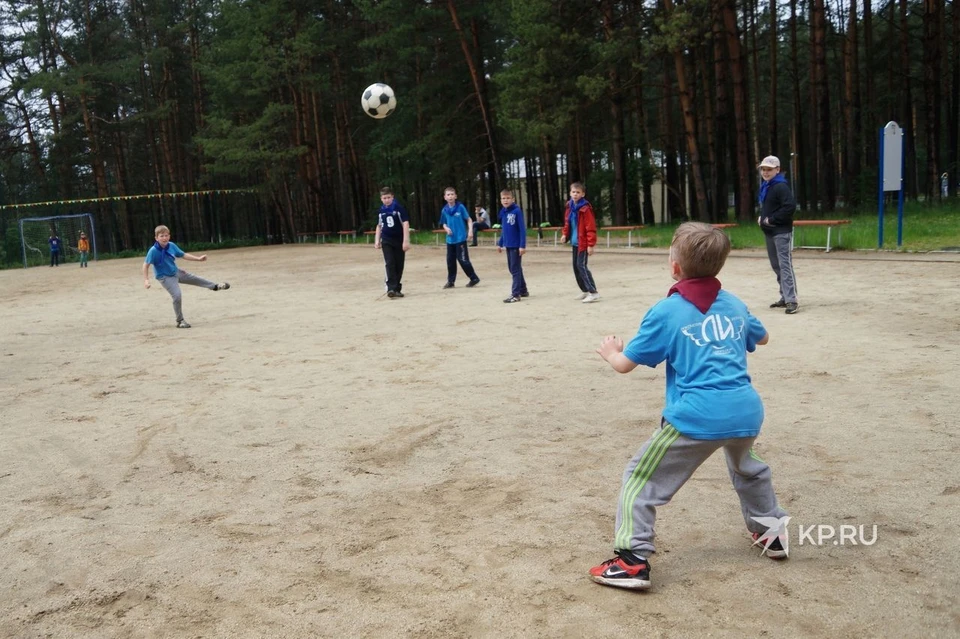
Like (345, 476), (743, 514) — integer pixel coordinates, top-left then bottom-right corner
(361, 83), (397, 119)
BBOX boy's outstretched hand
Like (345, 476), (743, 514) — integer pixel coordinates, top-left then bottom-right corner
(597, 335), (638, 374)
(596, 335), (624, 361)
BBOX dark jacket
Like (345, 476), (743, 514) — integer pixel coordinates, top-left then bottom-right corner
(759, 181), (796, 236)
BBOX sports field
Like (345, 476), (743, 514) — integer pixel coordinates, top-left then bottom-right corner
(1, 244), (958, 637)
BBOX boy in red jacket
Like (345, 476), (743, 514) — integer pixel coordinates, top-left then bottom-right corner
(560, 182), (599, 303)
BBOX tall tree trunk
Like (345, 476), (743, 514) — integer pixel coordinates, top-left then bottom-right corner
(720, 0), (753, 220)
(789, 0), (807, 211)
(768, 0), (778, 156)
(713, 5), (731, 219)
(899, 0), (918, 198)
(949, 0), (960, 196)
(663, 0), (709, 221)
(812, 0), (836, 212)
(922, 0), (942, 199)
(602, 0), (628, 226)
(863, 0), (876, 169)
(843, 0), (861, 208)
(634, 83), (657, 225)
(446, 0), (502, 190)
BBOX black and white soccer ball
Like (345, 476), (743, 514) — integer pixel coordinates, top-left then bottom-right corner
(361, 83), (397, 119)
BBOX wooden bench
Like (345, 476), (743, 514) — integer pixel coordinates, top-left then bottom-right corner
(712, 223), (738, 230)
(338, 230), (356, 243)
(536, 226), (563, 247)
(601, 225), (645, 248)
(297, 232), (332, 244)
(364, 231), (377, 243)
(792, 219), (851, 253)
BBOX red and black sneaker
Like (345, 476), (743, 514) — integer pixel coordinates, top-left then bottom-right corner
(589, 550), (651, 590)
(751, 532), (788, 559)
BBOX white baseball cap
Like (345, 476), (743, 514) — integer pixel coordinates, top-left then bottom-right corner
(758, 155), (781, 169)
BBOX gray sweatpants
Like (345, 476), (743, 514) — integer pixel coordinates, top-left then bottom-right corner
(158, 269), (216, 323)
(614, 422), (787, 556)
(764, 233), (798, 304)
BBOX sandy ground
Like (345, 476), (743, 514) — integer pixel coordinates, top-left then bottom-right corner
(1, 241), (958, 638)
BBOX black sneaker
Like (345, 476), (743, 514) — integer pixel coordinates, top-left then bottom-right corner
(770, 299), (786, 308)
(443, 282), (455, 289)
(785, 302), (799, 314)
(589, 550), (651, 590)
(752, 532), (789, 559)
(394, 291), (404, 298)
(214, 282), (230, 291)
(466, 279), (480, 288)
(519, 291), (529, 297)
(387, 290), (398, 298)
(177, 320), (191, 329)
(503, 296), (521, 303)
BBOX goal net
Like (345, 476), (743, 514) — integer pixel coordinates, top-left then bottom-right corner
(18, 214), (97, 268)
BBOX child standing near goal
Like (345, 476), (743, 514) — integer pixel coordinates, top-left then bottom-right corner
(591, 222), (788, 590)
(77, 232), (90, 268)
(439, 186), (480, 289)
(142, 225), (230, 329)
(48, 233), (61, 267)
(496, 189), (528, 303)
(560, 182), (599, 303)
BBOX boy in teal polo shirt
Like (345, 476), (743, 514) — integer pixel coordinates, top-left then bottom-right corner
(590, 222), (788, 590)
(439, 187), (480, 289)
(142, 225), (230, 328)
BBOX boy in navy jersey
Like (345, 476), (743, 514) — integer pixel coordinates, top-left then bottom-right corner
(496, 189), (528, 303)
(590, 222), (788, 590)
(373, 187), (411, 298)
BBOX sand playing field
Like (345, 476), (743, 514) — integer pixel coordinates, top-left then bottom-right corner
(1, 242), (958, 638)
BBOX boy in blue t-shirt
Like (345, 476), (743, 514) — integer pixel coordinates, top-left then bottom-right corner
(590, 222), (788, 591)
(142, 224), (230, 328)
(496, 189), (528, 303)
(373, 187), (411, 298)
(439, 187), (480, 289)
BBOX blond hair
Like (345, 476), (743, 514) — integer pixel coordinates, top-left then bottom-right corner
(154, 225), (170, 237)
(444, 186), (457, 195)
(670, 222), (730, 278)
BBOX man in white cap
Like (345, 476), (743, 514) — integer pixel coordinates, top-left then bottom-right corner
(757, 155), (799, 314)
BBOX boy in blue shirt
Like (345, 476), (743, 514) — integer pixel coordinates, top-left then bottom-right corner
(373, 187), (411, 298)
(591, 222), (788, 590)
(439, 187), (480, 289)
(496, 189), (528, 303)
(142, 225), (230, 328)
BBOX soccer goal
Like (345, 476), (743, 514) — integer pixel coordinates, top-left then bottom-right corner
(18, 214), (97, 268)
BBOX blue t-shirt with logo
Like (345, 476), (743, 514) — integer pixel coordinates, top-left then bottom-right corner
(144, 241), (185, 279)
(439, 202), (471, 244)
(623, 289), (767, 440)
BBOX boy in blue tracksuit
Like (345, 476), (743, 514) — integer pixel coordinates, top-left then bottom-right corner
(496, 189), (528, 303)
(438, 187), (480, 289)
(590, 222), (788, 590)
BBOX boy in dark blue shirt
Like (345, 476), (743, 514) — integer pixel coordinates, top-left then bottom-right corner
(496, 189), (528, 303)
(373, 187), (411, 298)
(590, 222), (788, 590)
